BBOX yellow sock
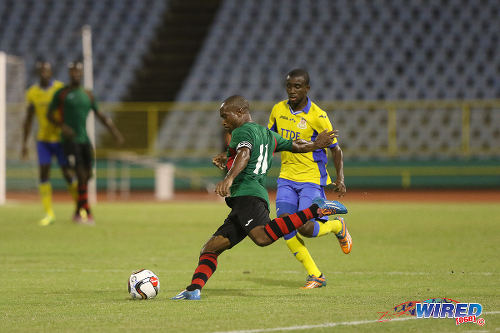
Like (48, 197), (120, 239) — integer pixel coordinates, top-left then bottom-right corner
(39, 182), (54, 217)
(314, 219), (343, 237)
(315, 220), (334, 237)
(330, 219), (343, 235)
(67, 180), (78, 203)
(286, 234), (321, 277)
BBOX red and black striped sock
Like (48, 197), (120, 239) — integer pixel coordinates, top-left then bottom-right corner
(186, 252), (219, 291)
(264, 204), (319, 242)
(77, 183), (90, 214)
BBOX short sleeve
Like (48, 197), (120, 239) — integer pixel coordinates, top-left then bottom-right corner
(54, 81), (64, 90)
(271, 131), (293, 152)
(230, 127), (254, 152)
(268, 104), (278, 132)
(316, 111), (338, 148)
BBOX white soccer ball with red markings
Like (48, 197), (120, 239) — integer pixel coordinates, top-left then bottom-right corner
(128, 269), (160, 299)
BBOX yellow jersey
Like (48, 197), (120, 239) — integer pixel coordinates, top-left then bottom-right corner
(268, 98), (338, 186)
(25, 80), (64, 142)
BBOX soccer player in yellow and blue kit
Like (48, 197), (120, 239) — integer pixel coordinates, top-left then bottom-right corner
(268, 69), (352, 289)
(21, 61), (77, 226)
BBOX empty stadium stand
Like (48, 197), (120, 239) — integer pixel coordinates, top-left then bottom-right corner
(157, 0), (499, 158)
(0, 0), (166, 101)
(126, 0), (222, 101)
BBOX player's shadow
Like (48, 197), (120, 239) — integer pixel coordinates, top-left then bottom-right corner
(245, 276), (298, 288)
(205, 289), (251, 297)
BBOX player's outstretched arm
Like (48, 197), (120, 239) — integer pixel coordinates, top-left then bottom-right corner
(95, 110), (125, 145)
(330, 145), (346, 197)
(21, 104), (35, 160)
(212, 152), (227, 170)
(215, 147), (250, 197)
(291, 129), (338, 153)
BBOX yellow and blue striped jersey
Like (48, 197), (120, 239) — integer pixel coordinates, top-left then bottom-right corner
(25, 80), (64, 142)
(268, 98), (338, 186)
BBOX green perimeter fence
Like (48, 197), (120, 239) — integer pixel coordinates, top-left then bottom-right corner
(5, 99), (500, 191)
(7, 158), (500, 192)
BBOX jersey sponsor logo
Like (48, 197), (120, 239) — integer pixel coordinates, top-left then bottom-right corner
(298, 118), (307, 129)
(236, 141), (252, 151)
(279, 128), (301, 140)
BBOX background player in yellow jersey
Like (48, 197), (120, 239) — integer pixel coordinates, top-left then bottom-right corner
(268, 68), (352, 289)
(21, 61), (77, 226)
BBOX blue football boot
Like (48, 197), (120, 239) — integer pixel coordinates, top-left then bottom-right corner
(312, 197), (348, 217)
(171, 289), (201, 300)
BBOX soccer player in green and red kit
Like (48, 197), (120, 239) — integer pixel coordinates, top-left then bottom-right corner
(48, 61), (124, 224)
(172, 95), (347, 300)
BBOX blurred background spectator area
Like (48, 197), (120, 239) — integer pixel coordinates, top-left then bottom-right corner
(1, 0), (499, 193)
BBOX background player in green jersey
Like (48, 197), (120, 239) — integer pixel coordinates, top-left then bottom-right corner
(21, 61), (77, 226)
(48, 61), (124, 224)
(172, 95), (346, 300)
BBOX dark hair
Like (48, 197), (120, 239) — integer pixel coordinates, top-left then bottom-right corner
(223, 95), (250, 113)
(287, 68), (310, 85)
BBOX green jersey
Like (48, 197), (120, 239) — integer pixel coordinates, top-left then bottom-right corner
(49, 86), (98, 144)
(227, 122), (293, 207)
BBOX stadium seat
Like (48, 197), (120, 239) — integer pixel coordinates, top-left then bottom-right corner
(155, 0), (499, 157)
(0, 0), (168, 102)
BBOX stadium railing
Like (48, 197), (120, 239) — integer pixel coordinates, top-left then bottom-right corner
(5, 99), (500, 192)
(90, 99), (500, 157)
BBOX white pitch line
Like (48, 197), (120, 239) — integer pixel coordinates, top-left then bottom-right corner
(212, 311), (500, 333)
(211, 317), (417, 333)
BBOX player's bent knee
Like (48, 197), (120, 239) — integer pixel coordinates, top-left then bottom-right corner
(248, 226), (273, 247)
(298, 221), (315, 238)
(201, 235), (230, 254)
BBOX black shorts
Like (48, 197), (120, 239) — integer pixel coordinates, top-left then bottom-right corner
(213, 196), (271, 248)
(63, 141), (94, 171)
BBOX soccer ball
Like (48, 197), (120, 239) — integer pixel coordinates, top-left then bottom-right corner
(128, 269), (160, 299)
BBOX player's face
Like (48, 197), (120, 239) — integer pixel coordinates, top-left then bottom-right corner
(286, 75), (309, 105)
(219, 104), (240, 133)
(39, 65), (52, 82)
(69, 68), (83, 85)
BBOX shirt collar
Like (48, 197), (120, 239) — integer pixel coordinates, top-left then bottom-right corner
(39, 79), (54, 91)
(287, 97), (311, 115)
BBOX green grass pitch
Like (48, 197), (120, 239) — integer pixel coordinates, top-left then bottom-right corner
(0, 200), (499, 332)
